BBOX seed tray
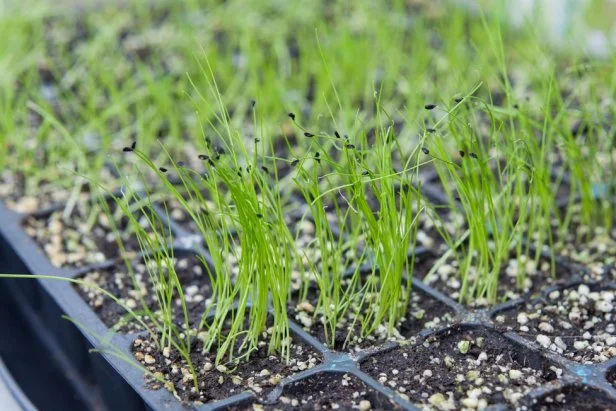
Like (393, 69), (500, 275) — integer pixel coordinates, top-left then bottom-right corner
(0, 181), (615, 410)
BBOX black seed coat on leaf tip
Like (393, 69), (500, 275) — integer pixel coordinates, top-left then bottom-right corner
(291, 159), (300, 166)
(288, 112), (296, 120)
(334, 131), (341, 139)
(470, 152), (478, 159)
(422, 147), (429, 155)
(571, 121), (590, 137)
(427, 128), (436, 133)
(304, 132), (314, 137)
(459, 150), (465, 158)
(131, 141), (136, 149)
(454, 98), (463, 103)
(198, 154), (209, 160)
(123, 147), (133, 152)
(159, 167), (168, 173)
(424, 104), (436, 110)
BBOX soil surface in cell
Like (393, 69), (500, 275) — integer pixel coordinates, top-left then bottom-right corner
(414, 251), (571, 308)
(530, 385), (616, 411)
(75, 253), (212, 333)
(24, 199), (156, 268)
(289, 284), (454, 352)
(242, 372), (401, 410)
(361, 326), (557, 409)
(132, 332), (322, 404)
(496, 284), (616, 364)
(552, 221), (616, 282)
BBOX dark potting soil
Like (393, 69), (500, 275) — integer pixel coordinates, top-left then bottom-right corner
(74, 252), (212, 333)
(360, 326), (558, 409)
(398, 287), (455, 339)
(289, 283), (454, 352)
(23, 198), (160, 268)
(414, 251), (571, 308)
(530, 385), (616, 411)
(495, 283), (616, 364)
(552, 222), (616, 282)
(288, 282), (378, 352)
(132, 333), (322, 404)
(241, 372), (400, 410)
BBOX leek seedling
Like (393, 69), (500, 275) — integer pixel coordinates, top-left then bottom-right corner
(335, 119), (424, 336)
(290, 102), (426, 343)
(101, 178), (205, 390)
(292, 151), (366, 348)
(425, 92), (550, 304)
(356, 152), (424, 335)
(124, 144), (294, 365)
(123, 50), (298, 361)
(551, 64), (616, 243)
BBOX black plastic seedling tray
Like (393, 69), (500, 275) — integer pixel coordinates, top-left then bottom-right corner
(1, 184), (616, 410)
(0, 267), (99, 411)
(0, 356), (36, 411)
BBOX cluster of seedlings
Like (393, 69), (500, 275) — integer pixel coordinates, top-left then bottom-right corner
(7, 65), (614, 406)
(64, 70), (611, 404)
